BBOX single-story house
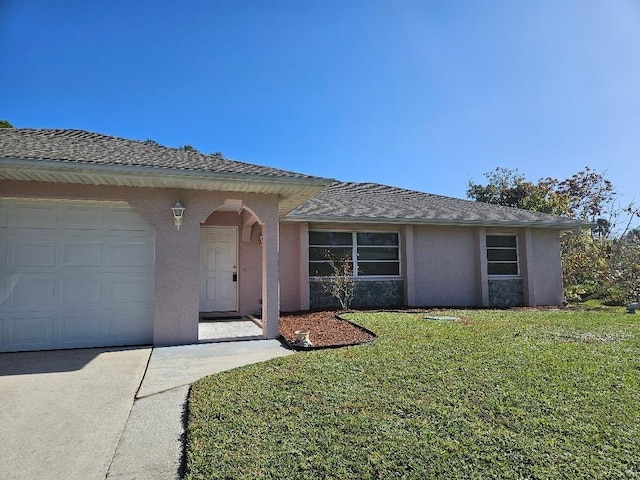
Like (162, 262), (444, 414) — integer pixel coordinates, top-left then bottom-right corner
(0, 128), (583, 352)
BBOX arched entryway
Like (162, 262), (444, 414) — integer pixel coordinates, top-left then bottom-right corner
(197, 198), (278, 341)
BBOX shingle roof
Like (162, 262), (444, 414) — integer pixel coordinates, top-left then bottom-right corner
(0, 129), (587, 228)
(0, 128), (319, 179)
(286, 181), (585, 228)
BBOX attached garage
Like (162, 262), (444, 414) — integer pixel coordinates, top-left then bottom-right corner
(0, 198), (155, 352)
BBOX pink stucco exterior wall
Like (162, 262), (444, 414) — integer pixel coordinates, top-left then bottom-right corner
(239, 223), (264, 316)
(279, 223), (302, 312)
(529, 228), (564, 305)
(278, 222), (565, 310)
(412, 226), (480, 306)
(482, 227), (564, 307)
(1, 180), (280, 345)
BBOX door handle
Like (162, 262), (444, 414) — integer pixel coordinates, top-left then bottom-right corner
(232, 273), (238, 282)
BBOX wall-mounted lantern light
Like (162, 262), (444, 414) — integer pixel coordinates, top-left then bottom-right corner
(171, 201), (186, 230)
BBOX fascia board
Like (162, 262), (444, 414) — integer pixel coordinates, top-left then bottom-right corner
(0, 157), (334, 191)
(282, 215), (591, 230)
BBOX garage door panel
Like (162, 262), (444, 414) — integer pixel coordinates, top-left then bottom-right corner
(60, 206), (105, 230)
(0, 199), (155, 352)
(0, 204), (7, 227)
(107, 241), (152, 267)
(10, 314), (54, 346)
(0, 239), (7, 265)
(62, 277), (102, 305)
(15, 241), (57, 267)
(12, 204), (57, 229)
(104, 310), (153, 340)
(108, 278), (151, 305)
(1, 276), (17, 304)
(60, 314), (101, 342)
(63, 241), (103, 267)
(108, 208), (152, 231)
(13, 277), (57, 308)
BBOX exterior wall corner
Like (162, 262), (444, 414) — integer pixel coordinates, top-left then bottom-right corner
(403, 225), (416, 306)
(477, 227), (490, 307)
(299, 223), (310, 310)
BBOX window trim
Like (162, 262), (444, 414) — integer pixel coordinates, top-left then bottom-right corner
(309, 230), (401, 279)
(486, 233), (520, 278)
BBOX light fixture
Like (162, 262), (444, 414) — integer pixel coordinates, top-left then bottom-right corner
(259, 233), (264, 244)
(171, 200), (186, 230)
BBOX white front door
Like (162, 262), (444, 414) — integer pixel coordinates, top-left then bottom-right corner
(200, 227), (238, 312)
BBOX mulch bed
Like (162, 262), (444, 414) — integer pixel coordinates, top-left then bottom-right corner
(279, 310), (375, 349)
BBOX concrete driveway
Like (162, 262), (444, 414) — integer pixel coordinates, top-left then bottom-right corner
(0, 347), (150, 480)
(0, 339), (293, 480)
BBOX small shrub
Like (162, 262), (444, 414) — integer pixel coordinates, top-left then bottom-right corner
(318, 251), (355, 310)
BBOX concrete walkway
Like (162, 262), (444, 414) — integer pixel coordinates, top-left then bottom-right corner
(107, 339), (293, 479)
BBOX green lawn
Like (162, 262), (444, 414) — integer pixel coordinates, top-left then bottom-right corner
(186, 309), (640, 479)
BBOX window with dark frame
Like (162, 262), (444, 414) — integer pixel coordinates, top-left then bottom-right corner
(309, 231), (400, 277)
(486, 234), (519, 276)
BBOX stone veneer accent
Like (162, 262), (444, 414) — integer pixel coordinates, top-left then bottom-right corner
(488, 279), (524, 307)
(310, 280), (404, 309)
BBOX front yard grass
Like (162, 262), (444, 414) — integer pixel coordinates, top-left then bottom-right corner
(186, 309), (640, 479)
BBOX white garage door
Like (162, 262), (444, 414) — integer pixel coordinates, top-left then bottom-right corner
(0, 199), (155, 352)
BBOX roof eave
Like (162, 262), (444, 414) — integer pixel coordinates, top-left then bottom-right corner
(282, 214), (589, 229)
(0, 157), (335, 216)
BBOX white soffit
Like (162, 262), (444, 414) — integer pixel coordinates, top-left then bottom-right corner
(0, 158), (333, 216)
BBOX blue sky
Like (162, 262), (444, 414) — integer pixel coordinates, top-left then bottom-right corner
(1, 1), (639, 204)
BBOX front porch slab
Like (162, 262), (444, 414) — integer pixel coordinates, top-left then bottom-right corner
(199, 319), (262, 342)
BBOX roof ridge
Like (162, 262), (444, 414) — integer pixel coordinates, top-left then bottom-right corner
(8, 127), (226, 159)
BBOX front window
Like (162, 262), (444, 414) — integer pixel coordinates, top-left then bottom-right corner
(486, 234), (519, 276)
(309, 231), (400, 277)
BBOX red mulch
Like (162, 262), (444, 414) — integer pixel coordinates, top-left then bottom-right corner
(279, 310), (375, 348)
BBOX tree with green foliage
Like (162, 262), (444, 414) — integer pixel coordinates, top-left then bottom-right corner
(0, 119), (14, 128)
(466, 167), (569, 215)
(468, 167), (639, 304)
